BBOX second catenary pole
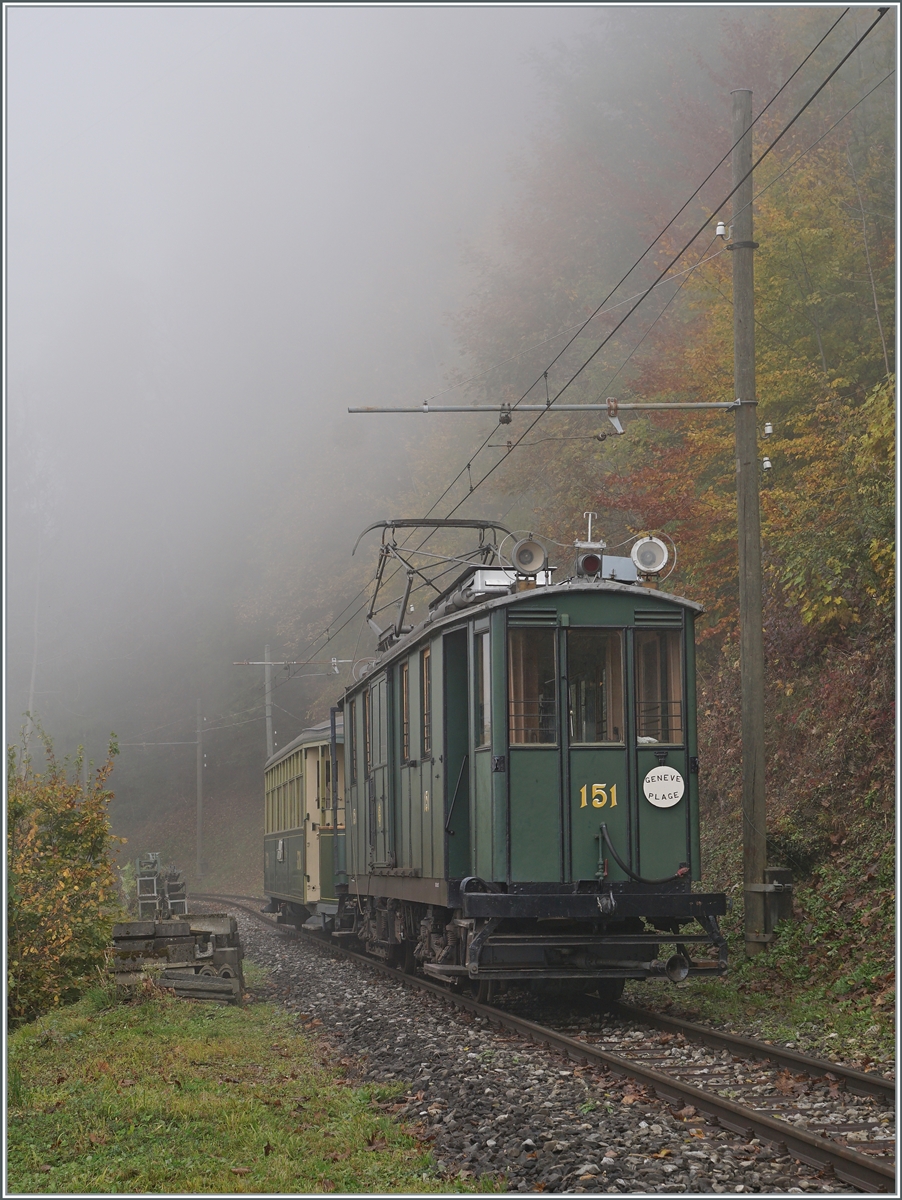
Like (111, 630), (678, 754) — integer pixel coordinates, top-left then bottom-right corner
(732, 88), (767, 955)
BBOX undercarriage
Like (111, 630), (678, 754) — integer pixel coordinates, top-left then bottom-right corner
(337, 883), (728, 991)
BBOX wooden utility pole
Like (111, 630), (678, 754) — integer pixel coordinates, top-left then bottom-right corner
(264, 643), (274, 760)
(731, 89), (767, 956)
(196, 699), (204, 878)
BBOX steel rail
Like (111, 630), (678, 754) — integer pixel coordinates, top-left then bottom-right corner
(613, 1001), (895, 1103)
(194, 895), (895, 1193)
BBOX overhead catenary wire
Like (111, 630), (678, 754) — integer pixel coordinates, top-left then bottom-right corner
(355, 12), (891, 625)
(284, 14), (862, 673)
(434, 7), (891, 518)
(731, 67), (895, 233)
(245, 8), (884, 697)
(346, 8), (866, 530)
(392, 232), (710, 617)
(417, 5), (855, 424)
(262, 65), (885, 695)
(700, 67), (896, 380)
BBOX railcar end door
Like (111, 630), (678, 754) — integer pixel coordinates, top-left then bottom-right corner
(567, 627), (630, 883)
(507, 622), (562, 882)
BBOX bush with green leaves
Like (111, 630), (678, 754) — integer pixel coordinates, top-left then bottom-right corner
(7, 726), (124, 1023)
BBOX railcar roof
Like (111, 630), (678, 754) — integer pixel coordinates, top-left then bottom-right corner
(264, 716), (343, 771)
(353, 577), (702, 683)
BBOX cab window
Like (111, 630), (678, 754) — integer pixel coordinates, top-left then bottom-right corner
(635, 629), (684, 743)
(568, 629), (624, 743)
(508, 628), (557, 745)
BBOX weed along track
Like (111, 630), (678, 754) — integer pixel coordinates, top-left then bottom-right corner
(197, 894), (896, 1193)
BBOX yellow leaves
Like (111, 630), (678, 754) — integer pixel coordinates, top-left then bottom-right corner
(7, 735), (123, 1023)
(853, 376), (895, 472)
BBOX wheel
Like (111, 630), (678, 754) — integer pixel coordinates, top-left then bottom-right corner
(198, 965), (217, 977)
(468, 978), (495, 1004)
(595, 978), (625, 1008)
(217, 966), (235, 979)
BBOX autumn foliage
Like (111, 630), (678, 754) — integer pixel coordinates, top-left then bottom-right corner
(444, 7), (895, 880)
(7, 729), (124, 1023)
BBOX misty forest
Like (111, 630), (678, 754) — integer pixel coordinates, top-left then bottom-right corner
(7, 1), (894, 1021)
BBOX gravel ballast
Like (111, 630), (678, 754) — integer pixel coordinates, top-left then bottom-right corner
(231, 911), (852, 1194)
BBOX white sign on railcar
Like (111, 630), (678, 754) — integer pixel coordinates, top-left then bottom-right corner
(643, 766), (685, 808)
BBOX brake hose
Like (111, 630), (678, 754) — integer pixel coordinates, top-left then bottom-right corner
(599, 824), (690, 886)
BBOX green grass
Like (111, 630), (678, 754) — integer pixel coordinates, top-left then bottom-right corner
(7, 980), (500, 1194)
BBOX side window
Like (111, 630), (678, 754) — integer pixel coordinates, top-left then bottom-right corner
(635, 629), (684, 743)
(367, 677), (388, 768)
(400, 660), (410, 760)
(422, 648), (432, 757)
(376, 677), (388, 765)
(363, 689), (371, 775)
(568, 630), (624, 743)
(475, 631), (491, 747)
(508, 628), (557, 745)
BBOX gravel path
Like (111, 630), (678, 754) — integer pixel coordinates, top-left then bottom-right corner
(232, 911), (850, 1194)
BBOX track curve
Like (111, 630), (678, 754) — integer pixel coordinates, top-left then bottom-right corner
(195, 892), (895, 1194)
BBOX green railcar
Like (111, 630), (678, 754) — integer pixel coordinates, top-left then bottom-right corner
(336, 559), (726, 1001)
(263, 523), (727, 1002)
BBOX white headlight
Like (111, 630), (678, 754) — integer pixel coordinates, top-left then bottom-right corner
(630, 536), (669, 575)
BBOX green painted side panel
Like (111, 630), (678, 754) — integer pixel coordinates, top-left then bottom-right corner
(392, 673), (404, 867)
(370, 674), (391, 867)
(444, 630), (471, 878)
(406, 653), (423, 874)
(509, 750), (561, 882)
(263, 835), (275, 894)
(636, 748), (692, 878)
(473, 748), (493, 879)
(417, 763), (427, 878)
(289, 832), (306, 898)
(568, 749), (630, 882)
(490, 609), (508, 881)
(427, 641), (444, 879)
(264, 830), (305, 903)
(398, 766), (412, 869)
(319, 832), (335, 901)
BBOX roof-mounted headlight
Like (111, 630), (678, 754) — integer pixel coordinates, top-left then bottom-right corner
(631, 536), (669, 577)
(510, 538), (547, 575)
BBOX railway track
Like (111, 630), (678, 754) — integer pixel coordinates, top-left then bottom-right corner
(195, 893), (896, 1194)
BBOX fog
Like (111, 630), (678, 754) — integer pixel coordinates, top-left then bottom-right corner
(7, 5), (612, 821)
(7, 4), (811, 861)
